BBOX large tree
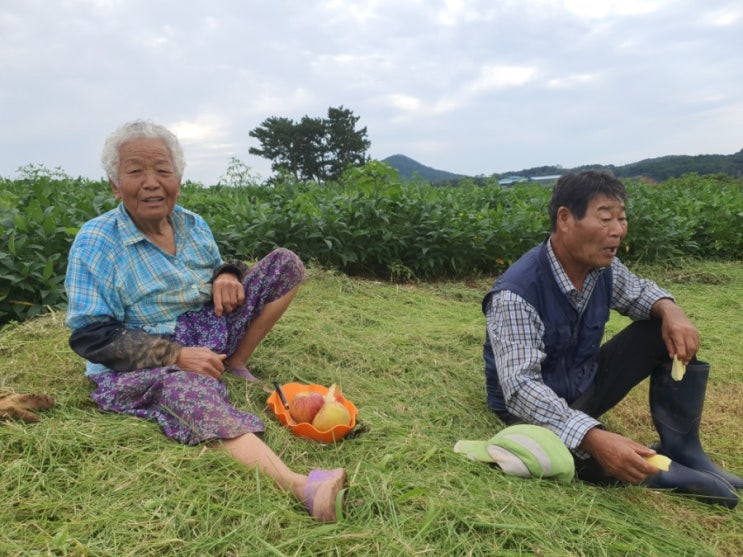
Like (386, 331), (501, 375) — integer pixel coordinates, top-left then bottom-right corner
(247, 116), (300, 179)
(323, 107), (370, 181)
(249, 106), (370, 182)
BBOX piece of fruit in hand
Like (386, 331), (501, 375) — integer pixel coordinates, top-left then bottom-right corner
(671, 355), (686, 381)
(644, 454), (672, 471)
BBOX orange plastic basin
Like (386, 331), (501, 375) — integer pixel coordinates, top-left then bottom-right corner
(267, 382), (358, 443)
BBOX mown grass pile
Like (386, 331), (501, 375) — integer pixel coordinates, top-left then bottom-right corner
(1, 261), (741, 556)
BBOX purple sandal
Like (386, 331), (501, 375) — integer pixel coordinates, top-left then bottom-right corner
(304, 468), (346, 522)
(228, 367), (260, 382)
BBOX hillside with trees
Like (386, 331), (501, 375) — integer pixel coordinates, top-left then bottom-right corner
(381, 154), (467, 183)
(383, 148), (743, 184)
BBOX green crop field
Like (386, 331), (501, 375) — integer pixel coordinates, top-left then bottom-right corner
(2, 165), (742, 325)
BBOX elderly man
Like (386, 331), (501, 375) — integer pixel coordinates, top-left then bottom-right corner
(482, 170), (740, 506)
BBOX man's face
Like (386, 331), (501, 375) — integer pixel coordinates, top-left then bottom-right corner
(111, 137), (181, 229)
(561, 194), (627, 270)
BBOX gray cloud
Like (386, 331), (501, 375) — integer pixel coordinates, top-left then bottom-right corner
(1, 0), (741, 183)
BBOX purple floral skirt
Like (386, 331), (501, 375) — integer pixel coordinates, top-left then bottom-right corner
(89, 248), (305, 445)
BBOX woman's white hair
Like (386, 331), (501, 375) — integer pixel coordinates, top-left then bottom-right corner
(101, 120), (185, 185)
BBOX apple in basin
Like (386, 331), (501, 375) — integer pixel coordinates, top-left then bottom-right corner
(289, 391), (325, 424)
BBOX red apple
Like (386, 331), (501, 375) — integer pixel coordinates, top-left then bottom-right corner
(289, 391), (324, 423)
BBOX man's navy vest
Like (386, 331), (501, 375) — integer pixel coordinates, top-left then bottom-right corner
(482, 242), (612, 412)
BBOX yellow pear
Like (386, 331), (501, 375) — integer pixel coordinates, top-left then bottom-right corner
(311, 384), (351, 431)
(312, 400), (351, 431)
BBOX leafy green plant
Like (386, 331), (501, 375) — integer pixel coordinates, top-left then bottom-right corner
(2, 163), (742, 325)
(0, 167), (115, 325)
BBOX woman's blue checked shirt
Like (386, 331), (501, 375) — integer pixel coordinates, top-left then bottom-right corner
(65, 203), (222, 354)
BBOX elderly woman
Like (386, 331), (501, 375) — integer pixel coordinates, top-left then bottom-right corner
(65, 120), (345, 523)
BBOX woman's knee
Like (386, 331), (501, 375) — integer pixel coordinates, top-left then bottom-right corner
(268, 247), (305, 280)
(253, 248), (305, 293)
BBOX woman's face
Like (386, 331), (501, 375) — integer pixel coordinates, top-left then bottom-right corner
(111, 137), (181, 230)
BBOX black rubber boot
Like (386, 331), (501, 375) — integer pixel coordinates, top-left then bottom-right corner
(644, 460), (738, 508)
(576, 451), (738, 507)
(650, 360), (743, 490)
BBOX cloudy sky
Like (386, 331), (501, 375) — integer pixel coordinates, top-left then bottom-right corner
(2, 0), (742, 184)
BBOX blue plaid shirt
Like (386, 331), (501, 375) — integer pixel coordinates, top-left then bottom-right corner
(485, 240), (672, 451)
(65, 203), (222, 374)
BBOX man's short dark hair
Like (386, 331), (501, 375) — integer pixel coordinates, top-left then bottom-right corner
(548, 171), (627, 232)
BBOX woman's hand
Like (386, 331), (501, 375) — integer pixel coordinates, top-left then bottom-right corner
(212, 273), (245, 316)
(176, 347), (227, 380)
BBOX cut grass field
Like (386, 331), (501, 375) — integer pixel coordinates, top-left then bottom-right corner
(1, 260), (741, 556)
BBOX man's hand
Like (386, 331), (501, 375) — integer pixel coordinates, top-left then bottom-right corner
(579, 427), (659, 484)
(651, 298), (700, 363)
(176, 347), (227, 380)
(212, 273), (245, 317)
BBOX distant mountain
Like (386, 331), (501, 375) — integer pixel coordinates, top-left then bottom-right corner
(610, 150), (743, 181)
(382, 149), (743, 184)
(382, 154), (467, 183)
